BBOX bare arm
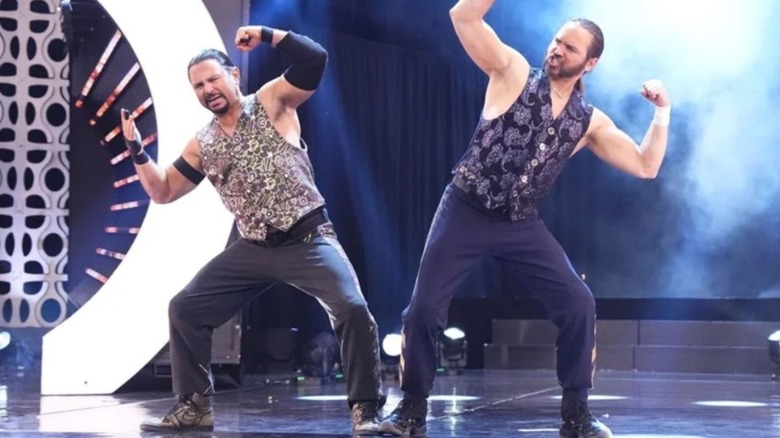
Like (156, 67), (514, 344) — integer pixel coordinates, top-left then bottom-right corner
(449, 0), (528, 78)
(121, 110), (202, 203)
(235, 26), (326, 110)
(585, 109), (668, 179)
(584, 80), (671, 179)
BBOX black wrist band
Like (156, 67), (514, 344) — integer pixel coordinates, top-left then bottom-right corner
(132, 150), (150, 165)
(261, 27), (273, 44)
(125, 137), (142, 154)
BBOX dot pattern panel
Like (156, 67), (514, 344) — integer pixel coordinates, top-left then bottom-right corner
(0, 0), (69, 327)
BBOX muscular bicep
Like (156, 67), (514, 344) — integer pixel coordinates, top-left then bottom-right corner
(161, 137), (205, 203)
(586, 109), (647, 178)
(450, 8), (528, 78)
(255, 76), (314, 117)
(274, 75), (315, 109)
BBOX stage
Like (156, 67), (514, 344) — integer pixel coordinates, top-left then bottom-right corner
(0, 369), (777, 437)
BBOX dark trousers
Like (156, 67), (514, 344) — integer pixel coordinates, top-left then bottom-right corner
(400, 184), (596, 399)
(168, 225), (384, 405)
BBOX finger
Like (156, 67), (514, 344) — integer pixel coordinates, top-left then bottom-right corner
(237, 30), (251, 46)
(121, 108), (128, 121)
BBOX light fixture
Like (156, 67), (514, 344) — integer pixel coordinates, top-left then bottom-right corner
(438, 327), (467, 373)
(380, 333), (402, 380)
(768, 330), (780, 379)
(0, 332), (10, 352)
(298, 332), (341, 384)
(0, 331), (16, 371)
(382, 333), (402, 357)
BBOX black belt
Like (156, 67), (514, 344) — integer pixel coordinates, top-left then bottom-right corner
(253, 207), (329, 248)
(450, 175), (512, 219)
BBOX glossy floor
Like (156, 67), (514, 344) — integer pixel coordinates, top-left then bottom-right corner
(1, 368), (778, 437)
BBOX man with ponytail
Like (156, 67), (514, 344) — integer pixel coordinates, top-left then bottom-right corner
(380, 1), (670, 437)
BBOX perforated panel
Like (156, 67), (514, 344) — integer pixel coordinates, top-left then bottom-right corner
(0, 0), (69, 328)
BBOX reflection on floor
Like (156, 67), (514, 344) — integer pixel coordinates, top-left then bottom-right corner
(1, 368), (778, 437)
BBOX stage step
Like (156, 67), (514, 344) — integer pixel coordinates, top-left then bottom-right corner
(484, 320), (778, 374)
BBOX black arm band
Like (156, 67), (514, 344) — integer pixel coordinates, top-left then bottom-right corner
(173, 156), (205, 185)
(261, 26), (273, 44)
(276, 31), (328, 91)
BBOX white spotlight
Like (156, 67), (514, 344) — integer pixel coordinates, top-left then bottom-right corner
(0, 332), (10, 351)
(382, 333), (402, 358)
(443, 327), (465, 340)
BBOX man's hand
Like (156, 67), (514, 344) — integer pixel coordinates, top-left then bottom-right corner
(640, 79), (670, 107)
(235, 26), (265, 52)
(120, 108), (146, 163)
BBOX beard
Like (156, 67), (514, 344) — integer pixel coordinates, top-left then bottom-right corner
(204, 93), (229, 115)
(544, 55), (588, 80)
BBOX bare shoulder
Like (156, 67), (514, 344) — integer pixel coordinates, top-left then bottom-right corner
(587, 107), (613, 135)
(181, 136), (204, 170)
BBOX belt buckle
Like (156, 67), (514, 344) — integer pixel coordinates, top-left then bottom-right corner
(453, 176), (470, 193)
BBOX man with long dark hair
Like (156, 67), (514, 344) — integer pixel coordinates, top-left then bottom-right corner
(380, 1), (671, 437)
(123, 25), (385, 435)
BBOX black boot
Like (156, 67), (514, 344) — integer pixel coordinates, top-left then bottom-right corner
(139, 393), (214, 432)
(559, 399), (612, 438)
(352, 400), (382, 435)
(378, 397), (427, 436)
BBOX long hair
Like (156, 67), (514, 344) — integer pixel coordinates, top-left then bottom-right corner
(569, 18), (604, 94)
(187, 49), (235, 74)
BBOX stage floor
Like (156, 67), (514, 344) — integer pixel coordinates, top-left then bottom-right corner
(0, 369), (777, 437)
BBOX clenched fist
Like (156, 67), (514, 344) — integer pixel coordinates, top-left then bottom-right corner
(235, 26), (266, 52)
(640, 80), (670, 108)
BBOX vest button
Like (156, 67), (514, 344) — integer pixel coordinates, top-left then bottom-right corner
(547, 127), (555, 135)
(520, 175), (528, 183)
(539, 143), (547, 151)
(531, 159), (539, 166)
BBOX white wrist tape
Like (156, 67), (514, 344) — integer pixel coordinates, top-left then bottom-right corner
(652, 106), (671, 127)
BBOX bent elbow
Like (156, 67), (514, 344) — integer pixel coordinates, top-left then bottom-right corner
(449, 5), (471, 24)
(150, 191), (173, 205)
(638, 167), (659, 180)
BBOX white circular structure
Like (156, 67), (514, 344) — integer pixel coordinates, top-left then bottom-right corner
(41, 0), (233, 395)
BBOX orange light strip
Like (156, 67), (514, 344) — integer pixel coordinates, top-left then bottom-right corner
(113, 174), (140, 188)
(85, 268), (109, 283)
(104, 227), (141, 234)
(75, 30), (123, 109)
(110, 200), (150, 211)
(110, 132), (158, 165)
(100, 97), (153, 145)
(95, 248), (126, 261)
(89, 62), (141, 126)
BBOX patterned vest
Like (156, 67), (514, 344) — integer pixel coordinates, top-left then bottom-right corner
(453, 68), (593, 220)
(197, 95), (325, 241)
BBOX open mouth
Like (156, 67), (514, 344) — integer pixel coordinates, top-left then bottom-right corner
(206, 95), (224, 105)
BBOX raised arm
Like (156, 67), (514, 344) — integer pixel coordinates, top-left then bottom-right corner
(121, 109), (204, 204)
(584, 80), (671, 179)
(449, 0), (528, 78)
(235, 26), (327, 109)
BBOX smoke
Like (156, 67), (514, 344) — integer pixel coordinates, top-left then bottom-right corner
(498, 0), (780, 296)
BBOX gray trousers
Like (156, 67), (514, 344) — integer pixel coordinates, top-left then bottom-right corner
(168, 227), (384, 405)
